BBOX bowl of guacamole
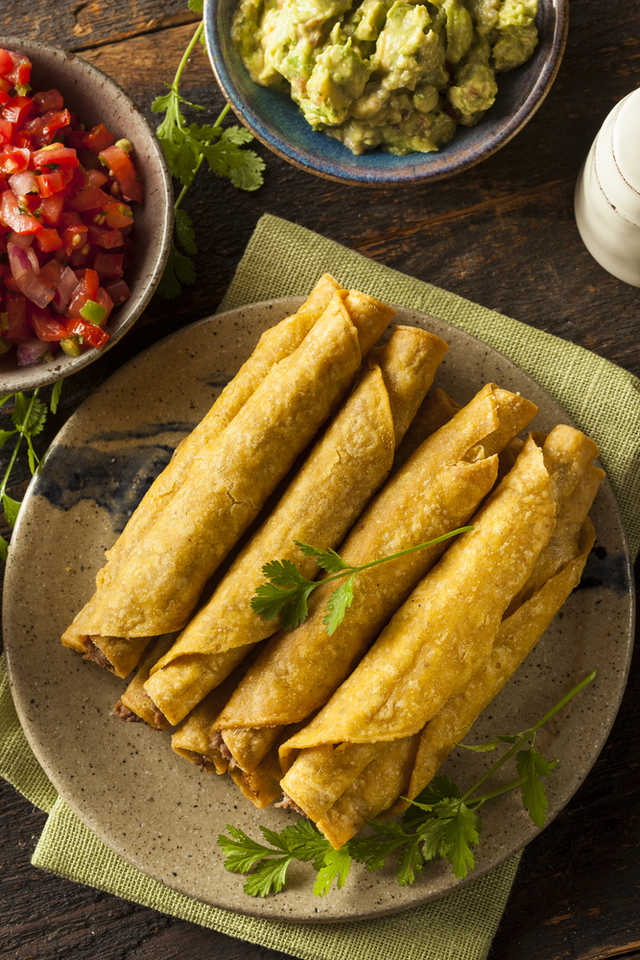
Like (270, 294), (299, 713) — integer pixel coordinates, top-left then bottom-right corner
(203, 0), (567, 185)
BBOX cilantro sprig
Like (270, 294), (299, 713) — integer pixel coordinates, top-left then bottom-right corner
(219, 671), (596, 896)
(152, 0), (265, 298)
(251, 527), (474, 634)
(0, 381), (62, 561)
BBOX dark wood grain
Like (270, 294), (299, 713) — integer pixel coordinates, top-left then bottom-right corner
(1, 0), (639, 958)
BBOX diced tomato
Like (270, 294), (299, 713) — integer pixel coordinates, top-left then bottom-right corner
(93, 251), (123, 279)
(98, 144), (142, 203)
(103, 201), (133, 229)
(35, 165), (74, 197)
(0, 118), (12, 145)
(32, 144), (79, 168)
(0, 50), (31, 87)
(32, 89), (64, 113)
(87, 222), (123, 249)
(68, 184), (111, 212)
(2, 291), (30, 342)
(0, 189), (42, 234)
(75, 267), (99, 299)
(38, 259), (64, 288)
(25, 108), (71, 147)
(66, 316), (109, 348)
(36, 227), (63, 252)
(104, 277), (130, 304)
(83, 123), (115, 155)
(0, 47), (140, 364)
(31, 309), (68, 341)
(67, 280), (90, 317)
(2, 95), (33, 128)
(0, 145), (30, 175)
(84, 167), (109, 188)
(94, 285), (114, 322)
(61, 221), (88, 255)
(40, 194), (65, 225)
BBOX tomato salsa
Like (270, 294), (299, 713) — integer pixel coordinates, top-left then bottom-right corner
(0, 47), (142, 365)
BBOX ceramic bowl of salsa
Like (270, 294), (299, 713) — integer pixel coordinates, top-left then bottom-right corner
(204, 0), (567, 187)
(0, 37), (173, 394)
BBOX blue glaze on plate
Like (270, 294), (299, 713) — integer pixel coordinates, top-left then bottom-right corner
(203, 0), (568, 186)
(32, 423), (195, 533)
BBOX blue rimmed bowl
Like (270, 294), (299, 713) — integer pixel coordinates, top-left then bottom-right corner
(203, 0), (568, 187)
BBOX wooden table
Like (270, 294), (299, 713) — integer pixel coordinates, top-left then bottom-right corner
(1, 1), (639, 957)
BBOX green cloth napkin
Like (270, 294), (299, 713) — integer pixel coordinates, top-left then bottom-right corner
(2, 213), (639, 960)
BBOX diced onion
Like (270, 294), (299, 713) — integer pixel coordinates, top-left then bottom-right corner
(8, 171), (38, 195)
(17, 338), (51, 366)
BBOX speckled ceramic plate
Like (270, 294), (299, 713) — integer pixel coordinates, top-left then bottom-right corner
(3, 300), (634, 923)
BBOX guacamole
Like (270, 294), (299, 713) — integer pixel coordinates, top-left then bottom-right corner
(232, 0), (538, 155)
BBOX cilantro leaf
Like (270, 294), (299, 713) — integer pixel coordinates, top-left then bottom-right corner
(243, 856), (294, 897)
(295, 540), (351, 574)
(314, 845), (352, 896)
(50, 379), (63, 415)
(217, 676), (594, 897)
(323, 575), (355, 635)
(0, 387), (59, 559)
(2, 493), (20, 527)
(152, 18), (264, 298)
(174, 207), (197, 256)
(516, 744), (555, 828)
(439, 801), (481, 879)
(156, 241), (196, 299)
(13, 392), (47, 436)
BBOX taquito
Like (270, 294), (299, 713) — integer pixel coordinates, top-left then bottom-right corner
(62, 289), (394, 678)
(278, 433), (558, 823)
(214, 383), (538, 775)
(317, 470), (601, 848)
(142, 325), (448, 724)
(61, 274), (343, 659)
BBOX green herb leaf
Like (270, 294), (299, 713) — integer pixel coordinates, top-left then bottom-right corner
(313, 846), (352, 896)
(516, 743), (555, 828)
(153, 16), (264, 298)
(323, 575), (355, 635)
(174, 207), (198, 256)
(13, 392), (47, 437)
(156, 241), (196, 299)
(218, 679), (594, 898)
(0, 386), (60, 559)
(50, 379), (63, 415)
(2, 493), (20, 527)
(254, 528), (472, 634)
(295, 541), (351, 574)
(243, 855), (294, 897)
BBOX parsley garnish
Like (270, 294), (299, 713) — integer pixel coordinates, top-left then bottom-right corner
(0, 382), (62, 561)
(251, 528), (474, 634)
(152, 0), (265, 298)
(218, 671), (596, 896)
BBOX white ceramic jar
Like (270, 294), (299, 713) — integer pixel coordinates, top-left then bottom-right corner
(574, 87), (640, 287)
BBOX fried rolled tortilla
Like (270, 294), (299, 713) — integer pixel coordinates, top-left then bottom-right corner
(318, 480), (600, 848)
(62, 290), (394, 678)
(278, 433), (558, 822)
(141, 325), (448, 724)
(61, 274), (344, 660)
(214, 383), (538, 774)
(113, 635), (177, 730)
